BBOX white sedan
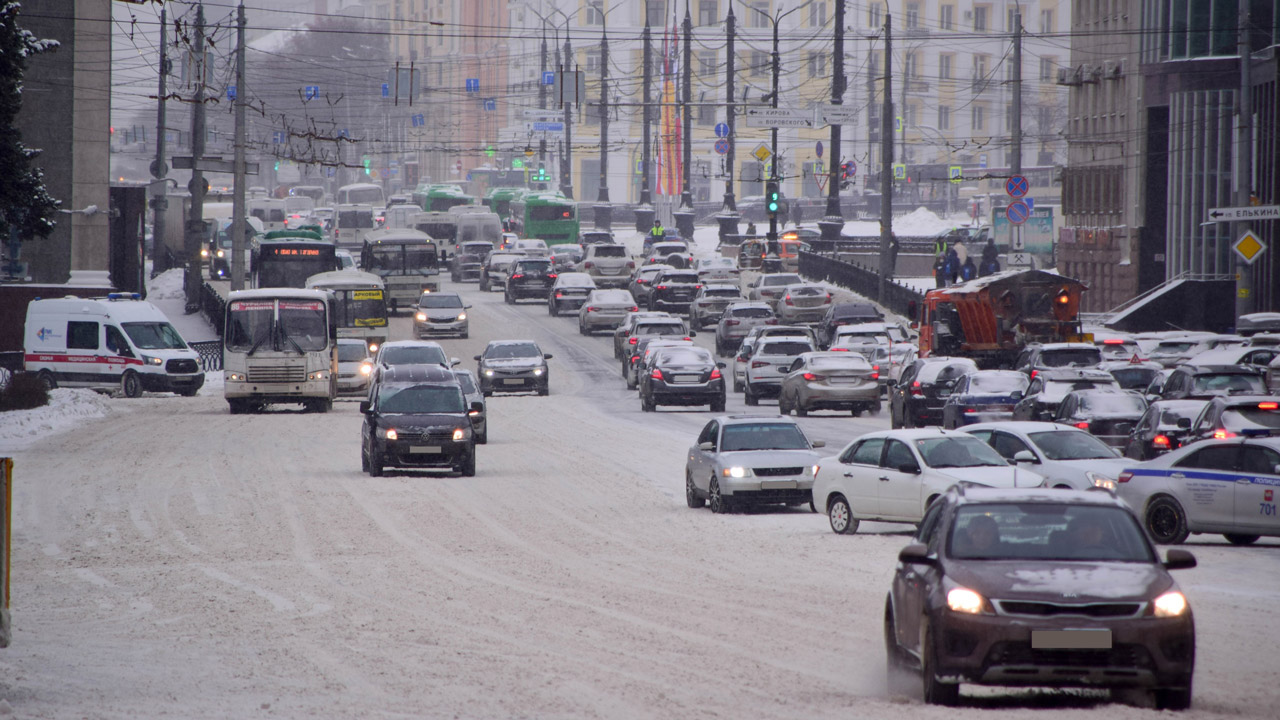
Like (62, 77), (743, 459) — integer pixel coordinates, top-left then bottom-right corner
(811, 429), (1044, 534)
(960, 421), (1133, 490)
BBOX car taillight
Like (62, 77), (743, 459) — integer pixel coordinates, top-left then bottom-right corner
(1030, 369), (1038, 379)
(710, 368), (722, 379)
(555, 292), (563, 298)
(548, 273), (558, 279)
(627, 260), (636, 268)
(1153, 434), (1171, 447)
(1074, 422), (1090, 430)
(1117, 471), (1133, 483)
(695, 284), (703, 289)
(751, 361), (769, 368)
(628, 306), (638, 311)
(765, 319), (778, 325)
(1213, 429), (1236, 439)
(630, 356), (640, 363)
(784, 296), (795, 306)
(651, 368), (664, 380)
(637, 278), (648, 283)
(911, 380), (923, 396)
(802, 372), (823, 381)
(585, 306), (597, 312)
(656, 285), (668, 290)
(871, 371), (880, 380)
(1260, 402), (1279, 410)
(629, 337), (638, 345)
(511, 273), (524, 280)
(725, 319), (740, 326)
(823, 294), (832, 303)
(831, 347), (848, 352)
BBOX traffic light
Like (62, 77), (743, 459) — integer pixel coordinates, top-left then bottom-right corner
(535, 164), (548, 182)
(840, 162), (851, 181)
(362, 155), (372, 176)
(765, 181), (780, 219)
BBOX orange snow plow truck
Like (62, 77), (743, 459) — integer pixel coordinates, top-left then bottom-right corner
(911, 270), (1089, 368)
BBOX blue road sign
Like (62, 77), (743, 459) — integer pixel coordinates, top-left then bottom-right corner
(304, 85), (319, 100)
(337, 128), (349, 139)
(532, 121), (564, 132)
(815, 140), (824, 158)
(483, 98), (497, 112)
(542, 71), (556, 85)
(465, 78), (480, 92)
(411, 114), (425, 127)
(1006, 175), (1029, 198)
(381, 83), (389, 98)
(1024, 197), (1035, 211)
(714, 138), (730, 155)
(714, 122), (730, 139)
(227, 86), (236, 100)
(1006, 200), (1031, 225)
(272, 131), (287, 144)
(978, 154), (988, 169)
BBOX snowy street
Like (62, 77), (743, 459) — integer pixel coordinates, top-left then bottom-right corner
(2, 266), (1280, 718)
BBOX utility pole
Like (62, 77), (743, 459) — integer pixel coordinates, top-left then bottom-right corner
(636, 19), (655, 231)
(878, 14), (894, 303)
(184, 3), (208, 314)
(1011, 12), (1022, 176)
(561, 33), (574, 199)
(230, 2), (247, 291)
(594, 20), (612, 229)
(539, 26), (548, 164)
(715, 5), (739, 243)
(819, 0), (847, 245)
(151, 6), (169, 275)
(763, 11), (782, 271)
(1235, 0), (1255, 317)
(674, 7), (695, 239)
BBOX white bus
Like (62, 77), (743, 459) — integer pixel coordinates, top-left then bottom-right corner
(223, 288), (337, 414)
(305, 269), (389, 353)
(360, 228), (440, 312)
(333, 203), (377, 251)
(336, 182), (385, 207)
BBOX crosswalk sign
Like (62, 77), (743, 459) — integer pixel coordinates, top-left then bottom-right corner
(892, 163), (906, 180)
(949, 166), (962, 184)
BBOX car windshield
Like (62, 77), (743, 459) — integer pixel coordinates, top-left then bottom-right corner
(810, 355), (870, 371)
(731, 307), (773, 319)
(1156, 405), (1205, 428)
(1109, 367), (1160, 390)
(454, 373), (478, 394)
(916, 436), (1009, 468)
(1042, 380), (1107, 402)
(1027, 430), (1118, 460)
(593, 290), (633, 303)
(1039, 348), (1102, 367)
(381, 346), (447, 366)
(705, 288), (741, 298)
(337, 344), (368, 362)
(758, 341), (812, 357)
(720, 423), (810, 451)
(949, 504), (1155, 562)
(968, 373), (1029, 393)
(1153, 341), (1195, 354)
(762, 275), (802, 287)
(636, 323), (686, 336)
(121, 321), (188, 350)
(592, 245), (626, 257)
(419, 294), (463, 309)
(485, 343), (541, 359)
(1191, 374), (1265, 394)
(919, 361), (977, 384)
(1078, 393), (1148, 415)
(658, 273), (699, 284)
(788, 286), (825, 297)
(377, 384), (465, 414)
(1222, 406), (1280, 431)
(658, 347), (713, 365)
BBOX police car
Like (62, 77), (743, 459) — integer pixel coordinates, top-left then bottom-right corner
(1117, 433), (1280, 545)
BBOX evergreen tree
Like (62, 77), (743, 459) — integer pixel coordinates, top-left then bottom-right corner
(0, 2), (60, 240)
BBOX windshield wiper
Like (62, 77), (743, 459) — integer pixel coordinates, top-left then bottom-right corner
(275, 323), (304, 354)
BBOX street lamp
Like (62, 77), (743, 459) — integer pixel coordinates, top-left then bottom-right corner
(525, 3), (586, 198)
(913, 124), (955, 217)
(742, 0), (813, 272)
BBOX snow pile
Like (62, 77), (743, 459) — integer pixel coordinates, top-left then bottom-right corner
(891, 207), (962, 236)
(0, 388), (114, 451)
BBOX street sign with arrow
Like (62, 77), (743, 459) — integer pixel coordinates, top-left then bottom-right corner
(1208, 205), (1280, 222)
(744, 107), (812, 128)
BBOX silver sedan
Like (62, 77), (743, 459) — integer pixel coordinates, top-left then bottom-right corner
(778, 351), (881, 417)
(685, 415), (826, 513)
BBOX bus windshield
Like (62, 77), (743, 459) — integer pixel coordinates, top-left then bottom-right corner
(122, 322), (188, 350)
(366, 244), (437, 276)
(341, 187), (384, 205)
(226, 299), (328, 354)
(328, 288), (387, 329)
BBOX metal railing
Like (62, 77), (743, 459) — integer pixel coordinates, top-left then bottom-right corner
(200, 281), (226, 338)
(189, 340), (223, 371)
(799, 251), (924, 318)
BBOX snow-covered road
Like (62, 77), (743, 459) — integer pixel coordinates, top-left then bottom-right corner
(2, 272), (1279, 718)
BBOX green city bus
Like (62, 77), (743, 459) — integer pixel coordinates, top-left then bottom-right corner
(483, 186), (525, 219)
(412, 184), (474, 213)
(509, 191), (579, 245)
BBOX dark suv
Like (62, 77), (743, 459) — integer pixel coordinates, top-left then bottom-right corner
(889, 357), (979, 428)
(886, 485), (1195, 708)
(647, 270), (702, 312)
(505, 257), (557, 303)
(1158, 363), (1268, 400)
(360, 364), (480, 477)
(1012, 342), (1104, 377)
(816, 302), (885, 348)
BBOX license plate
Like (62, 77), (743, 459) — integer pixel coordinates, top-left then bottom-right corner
(410, 446), (442, 454)
(938, 391), (950, 397)
(1031, 629), (1112, 649)
(673, 374), (700, 383)
(760, 480), (798, 490)
(502, 379), (524, 385)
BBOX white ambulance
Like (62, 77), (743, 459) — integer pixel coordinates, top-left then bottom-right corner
(23, 294), (206, 397)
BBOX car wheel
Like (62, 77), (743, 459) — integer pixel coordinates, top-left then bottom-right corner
(360, 447), (369, 472)
(685, 471), (705, 509)
(538, 383), (549, 397)
(460, 449), (476, 477)
(178, 387), (199, 397)
(228, 399), (247, 415)
(480, 278), (490, 291)
(461, 331), (469, 339)
(548, 303), (557, 317)
(710, 397), (726, 413)
(884, 601), (916, 697)
(38, 370), (57, 390)
(1153, 684), (1193, 711)
(504, 292), (513, 304)
(890, 406), (902, 429)
(121, 370), (143, 398)
(827, 495), (858, 535)
(1145, 495), (1191, 544)
(921, 620), (960, 706)
(368, 450), (384, 477)
(795, 397), (808, 417)
(744, 385), (758, 406)
(777, 393), (791, 415)
(1224, 533), (1260, 546)
(641, 393), (654, 412)
(709, 478), (733, 514)
(733, 377), (743, 393)
(579, 323), (588, 335)
(872, 401), (882, 414)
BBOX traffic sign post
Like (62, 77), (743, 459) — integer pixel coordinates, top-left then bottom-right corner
(752, 143), (772, 162)
(1005, 175), (1029, 198)
(1007, 251), (1033, 268)
(714, 138), (730, 155)
(713, 122), (730, 139)
(1232, 230), (1268, 264)
(948, 166), (962, 184)
(1006, 201), (1031, 225)
(814, 104), (858, 127)
(744, 107), (813, 128)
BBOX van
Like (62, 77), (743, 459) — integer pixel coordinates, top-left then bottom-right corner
(23, 294), (205, 397)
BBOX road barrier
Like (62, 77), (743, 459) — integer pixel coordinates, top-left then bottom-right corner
(1, 457), (11, 647)
(799, 250), (924, 319)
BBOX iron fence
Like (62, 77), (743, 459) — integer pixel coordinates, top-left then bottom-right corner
(799, 251), (924, 319)
(189, 340), (223, 371)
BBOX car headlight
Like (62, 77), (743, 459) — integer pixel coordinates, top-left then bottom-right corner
(452, 428), (466, 441)
(379, 428), (398, 440)
(946, 587), (990, 615)
(201, 248), (209, 258)
(457, 312), (467, 321)
(359, 363), (372, 376)
(141, 354), (163, 366)
(216, 249), (225, 258)
(368, 343), (379, 353)
(227, 372), (245, 382)
(307, 370), (329, 381)
(416, 312), (427, 322)
(1153, 591), (1188, 618)
(722, 466), (751, 479)
(1087, 471), (1117, 491)
(483, 369), (494, 377)
(533, 367), (544, 376)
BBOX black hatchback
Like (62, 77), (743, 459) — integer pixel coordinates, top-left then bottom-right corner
(360, 365), (481, 477)
(638, 344), (726, 412)
(505, 258), (557, 303)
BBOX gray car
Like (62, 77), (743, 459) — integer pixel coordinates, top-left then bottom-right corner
(714, 301), (775, 356)
(778, 351), (881, 417)
(547, 271), (597, 316)
(746, 272), (803, 310)
(475, 340), (552, 396)
(687, 284), (745, 330)
(743, 337), (819, 405)
(771, 283), (832, 325)
(413, 291), (470, 339)
(578, 289), (639, 335)
(684, 415), (826, 513)
(452, 368), (488, 444)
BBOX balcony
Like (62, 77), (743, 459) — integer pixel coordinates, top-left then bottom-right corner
(904, 79), (930, 94)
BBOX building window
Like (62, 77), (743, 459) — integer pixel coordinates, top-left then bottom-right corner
(699, 51), (716, 78)
(973, 54), (988, 81)
(585, 0), (603, 25)
(906, 3), (919, 29)
(938, 105), (951, 130)
(1040, 9), (1054, 33)
(750, 50), (768, 77)
(698, 0), (718, 26)
(906, 104), (917, 126)
(1005, 104), (1014, 131)
(646, 1), (666, 26)
(749, 2), (769, 27)
(1039, 57), (1054, 82)
(972, 105), (985, 131)
(940, 5), (953, 30)
(698, 92), (715, 124)
(808, 51), (829, 78)
(905, 52), (918, 78)
(869, 3), (882, 28)
(810, 1), (828, 26)
(939, 54), (952, 80)
(973, 6), (988, 32)
(585, 49), (602, 73)
(1007, 7), (1020, 32)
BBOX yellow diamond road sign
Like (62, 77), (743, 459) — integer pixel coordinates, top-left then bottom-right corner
(752, 143), (772, 162)
(1232, 230), (1267, 264)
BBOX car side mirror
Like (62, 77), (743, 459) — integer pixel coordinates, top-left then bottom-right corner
(1177, 417), (1191, 429)
(470, 401), (484, 413)
(687, 330), (697, 337)
(1010, 390), (1024, 400)
(1163, 549), (1197, 571)
(811, 440), (826, 448)
(450, 357), (460, 367)
(473, 355), (482, 361)
(716, 362), (727, 369)
(359, 400), (371, 414)
(544, 353), (554, 360)
(898, 463), (921, 474)
(897, 543), (935, 565)
(1013, 450), (1039, 464)
(698, 441), (715, 451)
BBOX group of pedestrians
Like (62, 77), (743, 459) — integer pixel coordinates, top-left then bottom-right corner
(934, 232), (1002, 287)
